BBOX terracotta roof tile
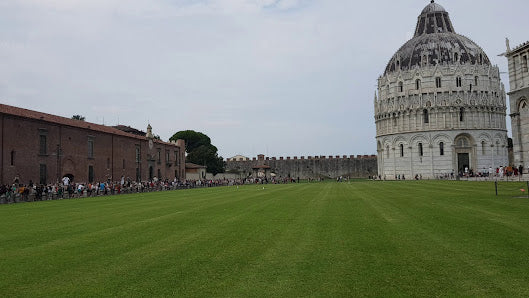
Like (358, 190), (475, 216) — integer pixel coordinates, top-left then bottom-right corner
(0, 103), (178, 147)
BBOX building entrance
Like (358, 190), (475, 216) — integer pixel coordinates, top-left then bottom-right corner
(458, 153), (469, 174)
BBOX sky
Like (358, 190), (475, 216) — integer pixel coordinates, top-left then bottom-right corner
(1, 0), (527, 159)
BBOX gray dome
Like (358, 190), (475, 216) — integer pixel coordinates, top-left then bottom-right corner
(384, 1), (490, 75)
(421, 1), (446, 14)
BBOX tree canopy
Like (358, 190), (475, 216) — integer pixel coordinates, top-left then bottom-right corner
(170, 130), (211, 153)
(71, 115), (85, 121)
(170, 130), (225, 175)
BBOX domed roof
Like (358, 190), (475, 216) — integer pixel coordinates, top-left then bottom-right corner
(421, 1), (446, 14)
(384, 1), (490, 75)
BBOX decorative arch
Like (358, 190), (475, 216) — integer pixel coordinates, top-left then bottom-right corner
(477, 133), (492, 143)
(454, 133), (475, 148)
(410, 134), (429, 146)
(518, 97), (528, 113)
(432, 133), (451, 145)
(393, 136), (408, 147)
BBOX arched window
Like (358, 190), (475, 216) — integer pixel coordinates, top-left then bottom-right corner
(481, 141), (486, 155)
(423, 109), (429, 124)
(479, 54), (483, 64)
(10, 150), (15, 166)
(454, 53), (459, 62)
(418, 143), (424, 156)
(436, 77), (442, 88)
(398, 81), (403, 92)
(475, 76), (479, 86)
(439, 142), (445, 156)
(456, 77), (462, 87)
(416, 79), (421, 90)
(460, 107), (465, 122)
(400, 144), (404, 157)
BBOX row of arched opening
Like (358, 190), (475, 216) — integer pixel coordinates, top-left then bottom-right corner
(384, 139), (503, 159)
(396, 76), (484, 93)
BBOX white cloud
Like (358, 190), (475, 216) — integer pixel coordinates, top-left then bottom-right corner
(0, 0), (527, 157)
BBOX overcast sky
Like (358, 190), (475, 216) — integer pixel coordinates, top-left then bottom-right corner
(1, 0), (527, 158)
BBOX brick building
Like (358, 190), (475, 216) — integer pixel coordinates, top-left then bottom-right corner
(0, 104), (186, 185)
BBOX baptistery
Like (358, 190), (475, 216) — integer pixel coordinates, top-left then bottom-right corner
(375, 1), (508, 179)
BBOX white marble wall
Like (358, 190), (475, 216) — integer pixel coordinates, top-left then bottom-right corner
(375, 63), (509, 179)
(506, 42), (529, 171)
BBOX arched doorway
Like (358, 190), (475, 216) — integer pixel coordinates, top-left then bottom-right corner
(454, 134), (475, 174)
(149, 166), (154, 181)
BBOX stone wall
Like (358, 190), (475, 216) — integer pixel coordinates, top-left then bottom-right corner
(226, 154), (377, 179)
(506, 40), (529, 170)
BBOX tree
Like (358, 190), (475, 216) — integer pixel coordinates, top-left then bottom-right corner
(170, 130), (210, 153)
(170, 130), (225, 175)
(186, 145), (225, 175)
(72, 115), (85, 121)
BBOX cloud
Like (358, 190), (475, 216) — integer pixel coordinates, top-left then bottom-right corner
(0, 0), (527, 157)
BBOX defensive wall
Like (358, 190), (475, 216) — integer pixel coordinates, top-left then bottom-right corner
(226, 154), (378, 179)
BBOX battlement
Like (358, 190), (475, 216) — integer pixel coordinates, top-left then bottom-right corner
(225, 154), (378, 179)
(226, 154), (377, 162)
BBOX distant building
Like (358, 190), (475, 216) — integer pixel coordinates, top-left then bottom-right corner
(185, 163), (207, 180)
(375, 1), (508, 179)
(0, 104), (186, 185)
(227, 155), (250, 162)
(504, 39), (529, 171)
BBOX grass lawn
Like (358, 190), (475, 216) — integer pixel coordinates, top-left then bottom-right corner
(2, 181), (529, 297)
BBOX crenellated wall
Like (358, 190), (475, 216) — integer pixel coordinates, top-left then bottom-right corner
(226, 154), (377, 179)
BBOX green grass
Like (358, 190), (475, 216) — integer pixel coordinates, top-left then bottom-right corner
(2, 181), (529, 297)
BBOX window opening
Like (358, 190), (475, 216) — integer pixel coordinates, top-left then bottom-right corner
(135, 145), (141, 163)
(456, 77), (462, 87)
(88, 138), (94, 158)
(39, 164), (47, 185)
(440, 142), (444, 156)
(88, 166), (94, 183)
(39, 135), (47, 155)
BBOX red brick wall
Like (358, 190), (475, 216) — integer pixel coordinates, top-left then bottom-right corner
(0, 113), (185, 185)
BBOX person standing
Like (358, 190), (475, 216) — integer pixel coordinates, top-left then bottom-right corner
(519, 165), (524, 177)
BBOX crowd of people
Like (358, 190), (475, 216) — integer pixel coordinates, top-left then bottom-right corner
(373, 165), (525, 181)
(0, 175), (306, 204)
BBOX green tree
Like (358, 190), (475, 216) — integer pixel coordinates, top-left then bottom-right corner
(170, 130), (225, 175)
(170, 130), (211, 153)
(72, 115), (85, 121)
